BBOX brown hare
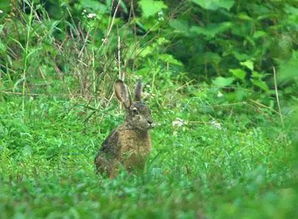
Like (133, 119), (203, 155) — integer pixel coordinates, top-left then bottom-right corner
(95, 80), (154, 177)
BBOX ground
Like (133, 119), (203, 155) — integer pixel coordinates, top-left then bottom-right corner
(0, 95), (296, 218)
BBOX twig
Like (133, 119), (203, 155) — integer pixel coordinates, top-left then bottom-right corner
(175, 80), (195, 91)
(117, 33), (122, 80)
(273, 66), (284, 127)
(249, 99), (280, 115)
(78, 31), (90, 58)
(1, 91), (39, 96)
(101, 0), (121, 47)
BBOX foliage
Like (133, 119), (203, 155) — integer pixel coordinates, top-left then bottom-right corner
(0, 0), (297, 104)
(166, 0), (298, 104)
(0, 95), (296, 218)
(0, 0), (297, 218)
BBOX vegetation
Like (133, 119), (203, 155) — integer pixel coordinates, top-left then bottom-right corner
(0, 0), (297, 218)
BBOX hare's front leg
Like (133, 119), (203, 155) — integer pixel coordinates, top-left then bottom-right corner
(95, 156), (121, 178)
(121, 152), (148, 173)
(95, 155), (114, 176)
(95, 155), (108, 174)
(108, 160), (122, 178)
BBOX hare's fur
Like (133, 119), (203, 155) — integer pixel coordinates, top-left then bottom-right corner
(95, 80), (153, 177)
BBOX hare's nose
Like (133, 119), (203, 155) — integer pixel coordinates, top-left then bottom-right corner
(147, 119), (155, 128)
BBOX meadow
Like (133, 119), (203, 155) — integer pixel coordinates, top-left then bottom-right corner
(0, 0), (298, 218)
(0, 91), (296, 218)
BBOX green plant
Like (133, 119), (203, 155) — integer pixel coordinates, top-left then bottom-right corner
(0, 1), (297, 218)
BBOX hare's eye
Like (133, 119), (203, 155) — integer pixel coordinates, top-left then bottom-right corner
(132, 107), (138, 114)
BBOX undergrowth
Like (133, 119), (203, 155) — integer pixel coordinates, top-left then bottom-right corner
(0, 0), (297, 218)
(0, 91), (296, 218)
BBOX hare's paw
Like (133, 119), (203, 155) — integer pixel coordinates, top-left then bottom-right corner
(95, 155), (119, 178)
(95, 155), (110, 174)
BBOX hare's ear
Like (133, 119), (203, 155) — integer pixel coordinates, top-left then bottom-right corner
(114, 80), (132, 108)
(135, 80), (142, 101)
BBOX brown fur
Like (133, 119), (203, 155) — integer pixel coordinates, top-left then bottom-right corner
(94, 80), (153, 177)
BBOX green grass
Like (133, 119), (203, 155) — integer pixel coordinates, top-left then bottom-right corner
(1, 1), (297, 218)
(0, 95), (297, 219)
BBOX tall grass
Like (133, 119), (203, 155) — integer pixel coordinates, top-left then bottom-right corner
(0, 1), (297, 218)
(1, 1), (152, 104)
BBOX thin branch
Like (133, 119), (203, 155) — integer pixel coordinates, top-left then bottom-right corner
(78, 31), (90, 58)
(101, 0), (121, 47)
(117, 32), (122, 80)
(273, 66), (284, 127)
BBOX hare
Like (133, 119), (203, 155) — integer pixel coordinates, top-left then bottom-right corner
(94, 80), (154, 177)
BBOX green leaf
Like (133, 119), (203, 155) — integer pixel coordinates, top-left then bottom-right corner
(139, 38), (169, 57)
(22, 145), (33, 157)
(0, 0), (10, 12)
(0, 42), (6, 53)
(253, 31), (266, 39)
(251, 79), (269, 92)
(278, 51), (298, 83)
(80, 0), (107, 13)
(190, 22), (232, 38)
(200, 52), (221, 65)
(139, 0), (167, 18)
(252, 71), (264, 79)
(229, 69), (246, 81)
(237, 13), (253, 21)
(240, 60), (254, 71)
(156, 37), (169, 45)
(284, 4), (298, 15)
(213, 77), (234, 88)
(232, 52), (250, 61)
(191, 0), (235, 11)
(139, 46), (154, 57)
(169, 19), (190, 36)
(195, 52), (221, 65)
(159, 54), (183, 66)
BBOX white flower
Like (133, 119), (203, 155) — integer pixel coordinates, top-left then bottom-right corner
(210, 120), (222, 130)
(87, 13), (96, 19)
(217, 91), (223, 97)
(158, 11), (164, 21)
(142, 91), (150, 99)
(172, 118), (186, 127)
(101, 38), (108, 44)
(0, 10), (3, 14)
